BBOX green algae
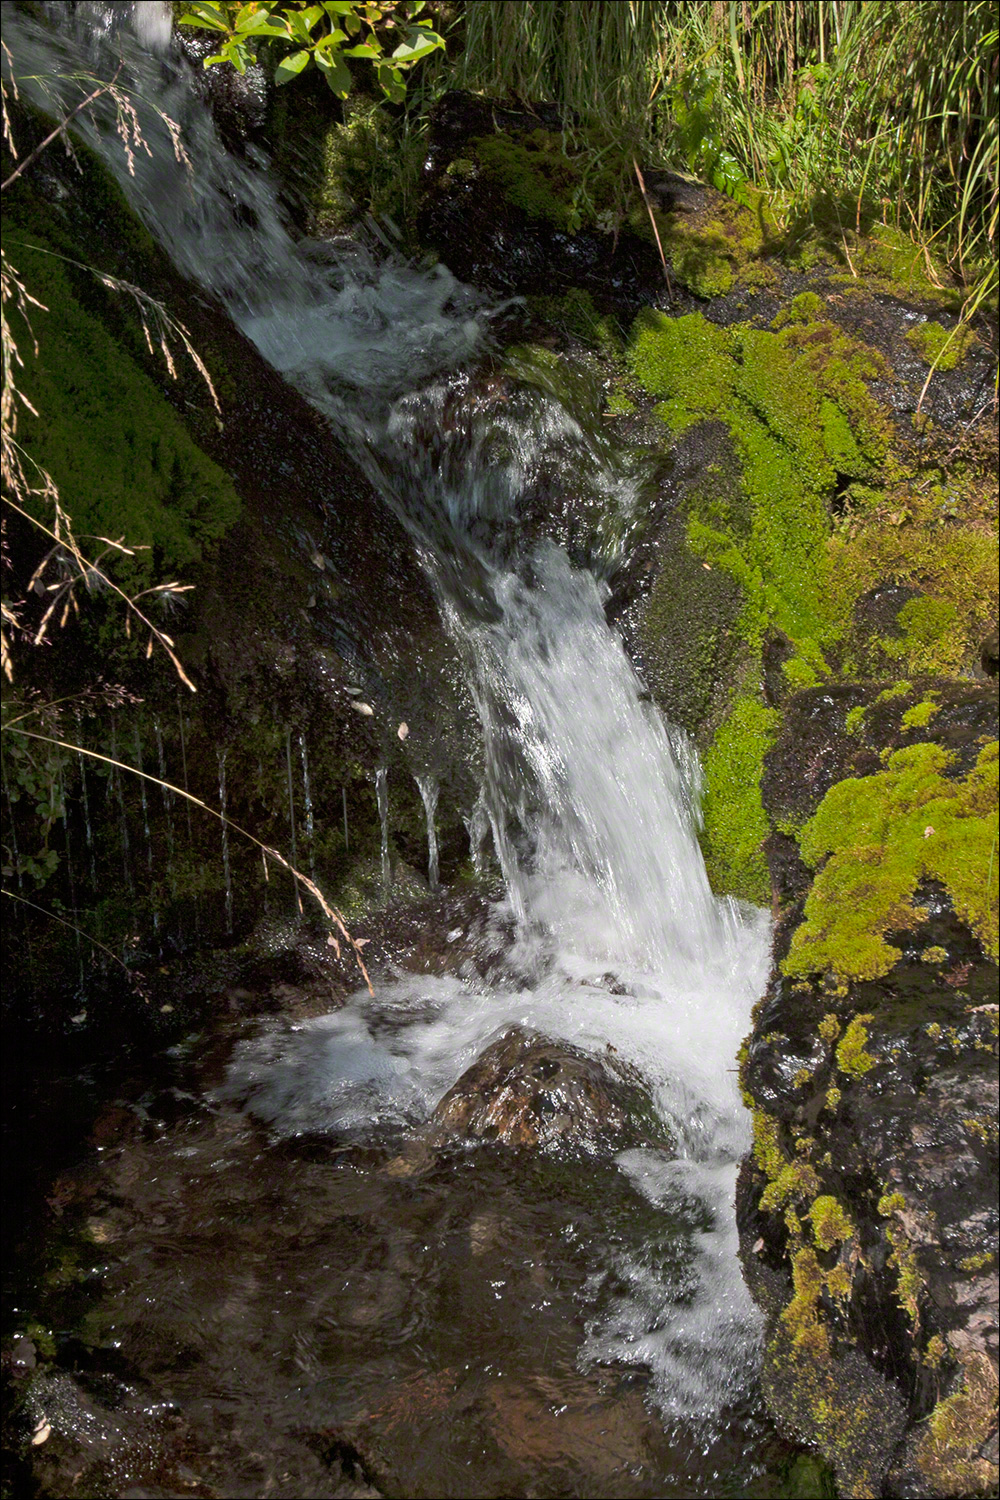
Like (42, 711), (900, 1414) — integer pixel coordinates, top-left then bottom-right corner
(785, 741), (999, 982)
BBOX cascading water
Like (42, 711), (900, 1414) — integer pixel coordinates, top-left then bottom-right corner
(4, 0), (772, 1439)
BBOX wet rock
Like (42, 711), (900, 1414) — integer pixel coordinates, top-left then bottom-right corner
(427, 1027), (663, 1154)
(415, 92), (665, 307)
(739, 681), (999, 1498)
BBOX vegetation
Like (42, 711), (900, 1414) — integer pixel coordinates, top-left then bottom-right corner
(786, 742), (999, 981)
(457, 1), (997, 332)
(178, 0), (445, 102)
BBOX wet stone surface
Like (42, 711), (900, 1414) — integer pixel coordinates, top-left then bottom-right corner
(739, 681), (999, 1499)
(4, 1037), (810, 1500)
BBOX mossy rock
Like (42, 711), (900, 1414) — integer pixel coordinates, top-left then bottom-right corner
(904, 318), (977, 371)
(785, 740), (998, 982)
(8, 237), (240, 590)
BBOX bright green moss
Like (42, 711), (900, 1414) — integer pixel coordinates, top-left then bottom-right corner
(783, 656), (821, 690)
(627, 309), (889, 679)
(921, 945), (948, 964)
(904, 319), (976, 370)
(11, 239), (239, 589)
(818, 1013), (842, 1043)
(901, 696), (940, 729)
(772, 291), (826, 327)
(835, 1015), (877, 1076)
(753, 1108), (785, 1180)
(808, 1195), (855, 1251)
(760, 1159), (822, 1213)
(666, 221), (735, 298)
(785, 742), (999, 981)
(845, 705), (867, 734)
(700, 694), (779, 904)
(605, 384), (637, 416)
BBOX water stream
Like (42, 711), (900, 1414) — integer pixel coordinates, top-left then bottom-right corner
(4, 6), (779, 1491)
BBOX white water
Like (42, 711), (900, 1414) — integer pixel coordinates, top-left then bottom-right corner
(4, 3), (771, 1420)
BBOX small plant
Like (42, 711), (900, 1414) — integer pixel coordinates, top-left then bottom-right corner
(178, 1), (445, 102)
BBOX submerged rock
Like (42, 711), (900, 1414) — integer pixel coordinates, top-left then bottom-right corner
(428, 1026), (663, 1154)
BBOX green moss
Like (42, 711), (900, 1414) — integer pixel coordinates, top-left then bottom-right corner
(818, 1013), (841, 1043)
(904, 319), (976, 370)
(845, 705), (867, 734)
(824, 1085), (842, 1112)
(852, 224), (959, 307)
(470, 128), (628, 235)
(808, 1195), (855, 1251)
(782, 655), (822, 691)
(835, 1015), (876, 1076)
(753, 1108), (785, 1180)
(959, 1251), (996, 1273)
(760, 1159), (822, 1213)
(886, 1223), (924, 1324)
(647, 193), (769, 300)
(627, 308), (890, 680)
(772, 291), (826, 327)
(10, 239), (239, 589)
(785, 742), (999, 982)
(900, 695), (940, 729)
(605, 384), (637, 416)
(700, 694), (779, 904)
(921, 945), (948, 964)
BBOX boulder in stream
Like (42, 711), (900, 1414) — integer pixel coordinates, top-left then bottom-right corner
(428, 1026), (664, 1155)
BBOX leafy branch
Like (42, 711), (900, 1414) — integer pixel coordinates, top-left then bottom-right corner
(178, 0), (445, 103)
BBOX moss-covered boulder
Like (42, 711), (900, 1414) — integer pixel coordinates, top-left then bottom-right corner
(737, 681), (999, 1498)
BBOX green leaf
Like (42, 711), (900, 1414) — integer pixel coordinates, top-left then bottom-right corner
(313, 28), (348, 49)
(285, 10), (315, 41)
(342, 42), (381, 58)
(299, 4), (326, 29)
(234, 10), (291, 36)
(177, 4), (229, 32)
(315, 49), (352, 96)
(274, 48), (312, 84)
(391, 32), (442, 64)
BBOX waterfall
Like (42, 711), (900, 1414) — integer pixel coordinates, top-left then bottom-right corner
(3, 3), (771, 1423)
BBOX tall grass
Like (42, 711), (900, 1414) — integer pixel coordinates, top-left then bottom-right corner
(456, 1), (997, 312)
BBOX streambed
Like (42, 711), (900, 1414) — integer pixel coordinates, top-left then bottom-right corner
(11, 949), (817, 1500)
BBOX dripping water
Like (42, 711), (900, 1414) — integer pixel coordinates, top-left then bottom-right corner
(284, 730), (301, 913)
(375, 767), (390, 898)
(217, 749), (232, 936)
(415, 773), (440, 893)
(464, 785), (491, 877)
(298, 732), (316, 882)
